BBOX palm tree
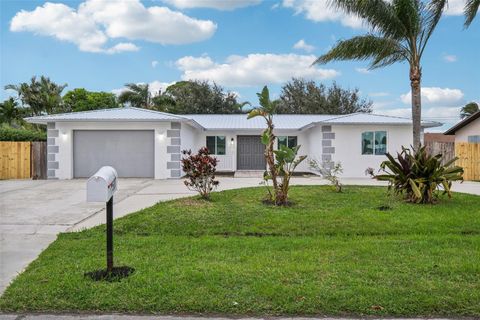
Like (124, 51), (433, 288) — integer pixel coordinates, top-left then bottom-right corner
(431, 0), (479, 27)
(313, 0), (448, 148)
(0, 98), (22, 125)
(5, 76), (67, 115)
(460, 102), (479, 119)
(118, 83), (154, 109)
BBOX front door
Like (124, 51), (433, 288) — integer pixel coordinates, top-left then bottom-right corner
(237, 135), (266, 170)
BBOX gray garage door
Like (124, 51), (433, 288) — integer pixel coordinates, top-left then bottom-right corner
(237, 135), (266, 170)
(73, 130), (154, 178)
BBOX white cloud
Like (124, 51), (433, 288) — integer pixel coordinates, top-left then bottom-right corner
(162, 0), (262, 10)
(443, 54), (457, 62)
(355, 67), (370, 74)
(10, 0), (217, 54)
(370, 92), (390, 97)
(175, 53), (340, 86)
(152, 60), (159, 68)
(443, 0), (467, 15)
(282, 0), (363, 29)
(400, 87), (464, 106)
(293, 39), (315, 52)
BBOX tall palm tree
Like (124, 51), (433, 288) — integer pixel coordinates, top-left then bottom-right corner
(432, 0), (479, 27)
(0, 98), (22, 125)
(313, 0), (448, 147)
(118, 83), (154, 109)
(460, 102), (479, 119)
(5, 76), (67, 115)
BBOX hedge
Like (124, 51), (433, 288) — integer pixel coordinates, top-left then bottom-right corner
(0, 127), (47, 141)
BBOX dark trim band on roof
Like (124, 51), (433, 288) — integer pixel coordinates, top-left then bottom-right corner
(444, 111), (480, 135)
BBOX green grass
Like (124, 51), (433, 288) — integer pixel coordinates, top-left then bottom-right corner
(1, 186), (480, 316)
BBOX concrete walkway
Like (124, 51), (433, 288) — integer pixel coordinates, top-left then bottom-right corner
(1, 177), (479, 295)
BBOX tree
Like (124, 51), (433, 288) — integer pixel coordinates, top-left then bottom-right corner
(248, 86), (307, 206)
(430, 0), (479, 27)
(276, 78), (372, 114)
(313, 0), (448, 148)
(118, 83), (155, 109)
(5, 76), (67, 115)
(159, 80), (247, 114)
(460, 102), (479, 119)
(0, 98), (22, 126)
(63, 88), (118, 112)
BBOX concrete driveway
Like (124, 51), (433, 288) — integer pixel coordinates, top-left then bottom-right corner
(1, 177), (479, 294)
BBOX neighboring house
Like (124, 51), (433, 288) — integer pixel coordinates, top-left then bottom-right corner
(444, 111), (480, 143)
(26, 107), (440, 179)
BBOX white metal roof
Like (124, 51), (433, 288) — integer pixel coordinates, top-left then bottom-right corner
(25, 107), (189, 124)
(25, 107), (441, 130)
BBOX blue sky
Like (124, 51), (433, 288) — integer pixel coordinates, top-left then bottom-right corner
(1, 0), (479, 131)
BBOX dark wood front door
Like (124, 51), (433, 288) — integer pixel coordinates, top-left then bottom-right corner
(237, 135), (266, 170)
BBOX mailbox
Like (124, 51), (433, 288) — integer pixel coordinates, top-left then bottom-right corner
(87, 166), (118, 203)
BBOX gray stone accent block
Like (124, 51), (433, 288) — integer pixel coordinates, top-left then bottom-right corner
(48, 161), (59, 169)
(322, 154), (332, 162)
(321, 125), (332, 132)
(322, 140), (332, 147)
(167, 130), (180, 138)
(171, 122), (181, 129)
(48, 129), (59, 138)
(47, 153), (56, 161)
(47, 122), (55, 129)
(171, 153), (181, 161)
(322, 132), (335, 140)
(47, 138), (56, 146)
(167, 161), (180, 169)
(170, 138), (181, 146)
(47, 170), (56, 177)
(323, 147), (335, 154)
(170, 169), (181, 178)
(47, 145), (59, 153)
(167, 146), (181, 154)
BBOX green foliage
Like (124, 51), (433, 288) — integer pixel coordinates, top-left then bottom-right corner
(0, 98), (23, 126)
(372, 146), (464, 204)
(276, 79), (372, 114)
(181, 147), (219, 200)
(0, 125), (46, 141)
(118, 83), (153, 109)
(460, 102), (479, 119)
(5, 76), (67, 115)
(63, 88), (118, 112)
(249, 86), (306, 205)
(160, 80), (247, 114)
(310, 159), (343, 192)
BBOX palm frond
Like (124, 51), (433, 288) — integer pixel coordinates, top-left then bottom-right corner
(465, 0), (480, 27)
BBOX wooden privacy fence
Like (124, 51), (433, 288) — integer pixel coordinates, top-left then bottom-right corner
(456, 142), (480, 181)
(425, 141), (455, 165)
(0, 141), (47, 180)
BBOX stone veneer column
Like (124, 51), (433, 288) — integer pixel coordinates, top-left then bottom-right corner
(166, 122), (181, 178)
(321, 125), (335, 169)
(46, 122), (59, 179)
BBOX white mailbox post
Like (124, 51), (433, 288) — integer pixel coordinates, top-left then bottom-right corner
(87, 166), (118, 272)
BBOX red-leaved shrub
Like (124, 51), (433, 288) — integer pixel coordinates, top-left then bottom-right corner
(181, 147), (219, 199)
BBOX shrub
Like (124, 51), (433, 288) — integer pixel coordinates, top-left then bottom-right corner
(371, 146), (463, 204)
(181, 147), (219, 200)
(310, 160), (343, 192)
(0, 126), (46, 141)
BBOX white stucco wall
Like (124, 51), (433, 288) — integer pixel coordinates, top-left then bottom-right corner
(454, 117), (480, 143)
(325, 124), (413, 177)
(53, 121), (171, 179)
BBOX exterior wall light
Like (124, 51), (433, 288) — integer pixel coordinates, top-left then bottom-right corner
(230, 137), (235, 144)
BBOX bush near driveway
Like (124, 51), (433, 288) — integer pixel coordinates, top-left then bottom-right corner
(1, 186), (479, 316)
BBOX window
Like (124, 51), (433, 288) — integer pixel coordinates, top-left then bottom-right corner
(468, 135), (480, 143)
(277, 136), (298, 149)
(206, 136), (226, 155)
(362, 131), (387, 155)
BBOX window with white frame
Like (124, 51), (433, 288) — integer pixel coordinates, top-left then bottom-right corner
(277, 136), (298, 149)
(362, 131), (387, 155)
(206, 136), (226, 155)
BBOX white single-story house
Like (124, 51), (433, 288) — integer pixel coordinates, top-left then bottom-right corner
(444, 111), (480, 143)
(26, 107), (440, 179)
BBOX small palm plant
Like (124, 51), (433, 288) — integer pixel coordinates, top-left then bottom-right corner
(372, 146), (463, 204)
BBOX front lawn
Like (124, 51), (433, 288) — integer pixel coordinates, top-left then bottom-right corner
(1, 186), (480, 316)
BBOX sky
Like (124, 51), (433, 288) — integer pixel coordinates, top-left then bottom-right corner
(1, 0), (479, 131)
